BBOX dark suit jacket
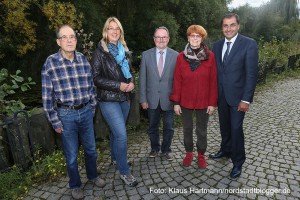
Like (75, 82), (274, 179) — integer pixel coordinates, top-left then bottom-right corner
(212, 34), (258, 106)
(139, 47), (179, 110)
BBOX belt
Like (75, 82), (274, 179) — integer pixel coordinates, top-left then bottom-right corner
(57, 102), (89, 110)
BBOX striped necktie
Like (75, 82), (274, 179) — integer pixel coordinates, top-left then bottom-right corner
(223, 42), (231, 64)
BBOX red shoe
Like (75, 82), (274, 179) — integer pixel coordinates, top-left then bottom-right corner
(182, 152), (194, 167)
(198, 151), (206, 169)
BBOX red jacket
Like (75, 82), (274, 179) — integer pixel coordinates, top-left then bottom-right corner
(170, 51), (218, 109)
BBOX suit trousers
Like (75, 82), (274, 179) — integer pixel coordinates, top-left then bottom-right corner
(181, 107), (209, 152)
(218, 92), (246, 168)
(147, 103), (174, 153)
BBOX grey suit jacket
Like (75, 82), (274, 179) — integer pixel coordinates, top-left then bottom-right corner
(139, 47), (179, 111)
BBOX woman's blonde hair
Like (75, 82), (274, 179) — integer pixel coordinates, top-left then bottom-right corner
(187, 25), (207, 40)
(102, 17), (126, 46)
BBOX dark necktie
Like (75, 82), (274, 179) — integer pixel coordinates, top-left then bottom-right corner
(223, 42), (231, 64)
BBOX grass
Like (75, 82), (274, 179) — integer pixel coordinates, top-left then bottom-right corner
(255, 67), (300, 93)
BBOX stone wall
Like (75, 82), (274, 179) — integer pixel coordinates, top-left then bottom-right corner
(0, 92), (140, 171)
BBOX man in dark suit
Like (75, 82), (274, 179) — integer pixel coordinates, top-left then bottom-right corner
(139, 26), (179, 160)
(210, 13), (258, 180)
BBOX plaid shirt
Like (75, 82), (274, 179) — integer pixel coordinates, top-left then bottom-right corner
(42, 50), (97, 129)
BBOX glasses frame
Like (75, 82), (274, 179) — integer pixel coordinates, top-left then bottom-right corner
(154, 36), (169, 40)
(58, 35), (77, 41)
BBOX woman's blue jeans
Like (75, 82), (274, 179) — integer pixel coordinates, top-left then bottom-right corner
(99, 101), (130, 175)
(58, 104), (98, 189)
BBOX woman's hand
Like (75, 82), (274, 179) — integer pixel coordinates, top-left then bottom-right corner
(120, 82), (129, 92)
(206, 106), (215, 115)
(126, 82), (135, 92)
(120, 82), (134, 92)
(174, 105), (182, 116)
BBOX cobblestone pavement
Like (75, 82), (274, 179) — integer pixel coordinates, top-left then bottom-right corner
(25, 78), (300, 200)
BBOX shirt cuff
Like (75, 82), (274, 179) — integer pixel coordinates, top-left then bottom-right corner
(53, 121), (63, 130)
(241, 100), (250, 104)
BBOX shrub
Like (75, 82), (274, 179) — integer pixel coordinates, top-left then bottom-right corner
(258, 37), (300, 66)
(0, 165), (31, 200)
(0, 68), (35, 116)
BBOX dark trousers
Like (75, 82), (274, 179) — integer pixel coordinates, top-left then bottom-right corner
(218, 92), (246, 168)
(147, 104), (174, 153)
(181, 107), (209, 152)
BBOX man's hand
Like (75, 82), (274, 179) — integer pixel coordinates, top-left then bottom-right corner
(141, 102), (148, 109)
(55, 127), (64, 134)
(237, 102), (249, 112)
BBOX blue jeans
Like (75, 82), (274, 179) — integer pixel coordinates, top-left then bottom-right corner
(58, 104), (98, 189)
(147, 104), (174, 153)
(99, 101), (130, 175)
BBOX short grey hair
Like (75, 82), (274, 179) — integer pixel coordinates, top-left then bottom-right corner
(56, 24), (75, 38)
(154, 26), (170, 37)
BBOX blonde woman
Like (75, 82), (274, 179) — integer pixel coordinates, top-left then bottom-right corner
(91, 17), (137, 187)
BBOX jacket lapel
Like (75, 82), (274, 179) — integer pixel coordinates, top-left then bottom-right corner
(161, 48), (171, 78)
(226, 35), (242, 63)
(150, 48), (160, 77)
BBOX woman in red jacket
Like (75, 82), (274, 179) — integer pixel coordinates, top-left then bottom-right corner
(170, 25), (217, 169)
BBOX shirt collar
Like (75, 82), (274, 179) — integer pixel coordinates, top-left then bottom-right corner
(156, 48), (167, 54)
(58, 49), (79, 62)
(225, 33), (238, 44)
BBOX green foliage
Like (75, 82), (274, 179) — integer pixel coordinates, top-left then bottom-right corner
(0, 68), (35, 115)
(0, 143), (109, 199)
(258, 37), (300, 65)
(149, 10), (180, 49)
(0, 0), (37, 56)
(232, 0), (300, 42)
(31, 148), (67, 182)
(0, 0), (299, 107)
(0, 146), (88, 199)
(41, 0), (83, 31)
(0, 0), (83, 58)
(0, 165), (32, 200)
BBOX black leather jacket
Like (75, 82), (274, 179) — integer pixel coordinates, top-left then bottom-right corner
(91, 40), (134, 102)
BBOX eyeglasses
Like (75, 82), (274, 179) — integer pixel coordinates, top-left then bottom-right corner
(154, 36), (169, 40)
(189, 34), (202, 39)
(108, 27), (121, 31)
(58, 35), (77, 41)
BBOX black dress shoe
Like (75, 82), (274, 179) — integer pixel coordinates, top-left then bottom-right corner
(229, 166), (242, 180)
(209, 151), (230, 159)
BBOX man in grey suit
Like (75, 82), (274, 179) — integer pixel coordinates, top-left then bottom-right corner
(139, 26), (179, 160)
